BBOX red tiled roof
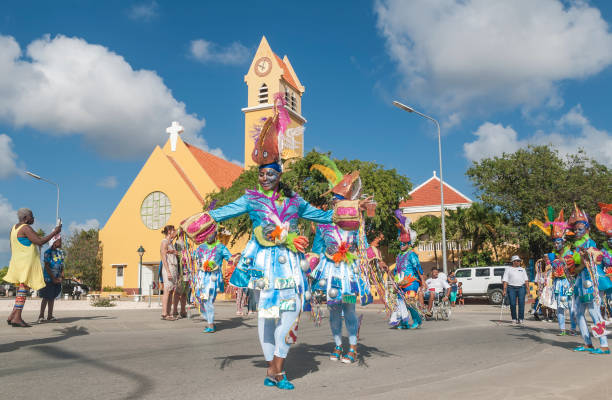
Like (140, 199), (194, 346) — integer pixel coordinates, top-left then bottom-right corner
(166, 155), (205, 205)
(274, 53), (299, 91)
(185, 143), (243, 189)
(400, 176), (472, 208)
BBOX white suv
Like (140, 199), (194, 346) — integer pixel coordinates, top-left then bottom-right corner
(454, 266), (509, 305)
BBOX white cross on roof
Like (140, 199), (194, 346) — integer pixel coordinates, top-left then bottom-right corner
(166, 121), (184, 152)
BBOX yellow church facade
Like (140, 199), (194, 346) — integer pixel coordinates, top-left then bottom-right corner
(99, 37), (305, 294)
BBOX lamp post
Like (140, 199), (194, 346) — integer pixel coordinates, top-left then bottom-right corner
(25, 171), (60, 224)
(392, 101), (448, 274)
(137, 246), (145, 297)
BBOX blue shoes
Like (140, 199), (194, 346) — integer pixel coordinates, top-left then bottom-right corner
(330, 345), (342, 361)
(264, 373), (294, 390)
(409, 321), (421, 329)
(275, 373), (295, 390)
(590, 348), (611, 355)
(264, 377), (277, 387)
(573, 346), (594, 352)
(203, 326), (215, 333)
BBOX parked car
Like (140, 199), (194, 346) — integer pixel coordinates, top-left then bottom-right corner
(0, 284), (17, 297)
(61, 279), (89, 297)
(454, 266), (509, 305)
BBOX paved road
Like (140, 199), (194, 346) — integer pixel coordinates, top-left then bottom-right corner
(1, 303), (610, 400)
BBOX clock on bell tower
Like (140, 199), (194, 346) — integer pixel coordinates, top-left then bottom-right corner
(242, 36), (306, 168)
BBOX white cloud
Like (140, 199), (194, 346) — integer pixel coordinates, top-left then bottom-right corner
(0, 134), (19, 179)
(189, 39), (250, 65)
(0, 195), (17, 254)
(376, 0), (612, 115)
(68, 218), (99, 234)
(463, 106), (612, 166)
(0, 34), (234, 161)
(97, 176), (118, 189)
(128, 1), (159, 21)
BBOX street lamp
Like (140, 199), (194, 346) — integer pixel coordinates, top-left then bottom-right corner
(392, 101), (448, 274)
(137, 245), (145, 296)
(25, 171), (60, 224)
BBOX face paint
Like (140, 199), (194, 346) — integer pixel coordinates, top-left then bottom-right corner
(553, 238), (564, 251)
(575, 222), (587, 239)
(608, 237), (612, 247)
(258, 168), (281, 192)
(400, 242), (410, 251)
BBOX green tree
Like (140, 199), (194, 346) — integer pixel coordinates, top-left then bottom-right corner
(0, 266), (8, 284)
(467, 145), (612, 259)
(206, 150), (412, 253)
(64, 229), (103, 290)
(414, 215), (442, 267)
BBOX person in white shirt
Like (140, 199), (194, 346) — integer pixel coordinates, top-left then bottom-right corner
(424, 268), (451, 314)
(502, 255), (530, 324)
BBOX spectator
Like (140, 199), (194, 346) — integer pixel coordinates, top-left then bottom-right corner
(5, 208), (61, 328)
(72, 284), (83, 300)
(502, 255), (530, 324)
(160, 225), (179, 321)
(38, 235), (64, 323)
(457, 282), (464, 306)
(424, 268), (451, 314)
(236, 287), (247, 316)
(247, 288), (259, 315)
(173, 241), (188, 319)
(448, 271), (458, 307)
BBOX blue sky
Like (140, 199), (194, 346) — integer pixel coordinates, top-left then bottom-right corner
(2, 0), (612, 265)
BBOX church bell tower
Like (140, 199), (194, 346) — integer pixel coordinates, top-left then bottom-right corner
(242, 36), (306, 168)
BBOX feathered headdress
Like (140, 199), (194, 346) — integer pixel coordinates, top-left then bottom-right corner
(595, 202), (612, 237)
(310, 156), (361, 200)
(394, 209), (416, 244)
(251, 93), (292, 169)
(528, 206), (572, 239)
(568, 202), (589, 227)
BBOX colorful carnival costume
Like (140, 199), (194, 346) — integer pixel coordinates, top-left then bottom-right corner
(595, 203), (612, 320)
(531, 208), (575, 331)
(566, 204), (610, 354)
(180, 94), (353, 389)
(388, 210), (423, 330)
(309, 157), (375, 363)
(192, 239), (232, 332)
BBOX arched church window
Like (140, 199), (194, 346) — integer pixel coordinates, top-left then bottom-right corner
(258, 84), (268, 104)
(140, 191), (172, 230)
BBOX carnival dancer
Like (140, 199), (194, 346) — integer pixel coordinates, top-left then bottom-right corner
(595, 203), (612, 321)
(530, 208), (576, 333)
(179, 94), (371, 389)
(191, 229), (232, 333)
(566, 204), (610, 354)
(386, 209), (423, 330)
(309, 157), (377, 364)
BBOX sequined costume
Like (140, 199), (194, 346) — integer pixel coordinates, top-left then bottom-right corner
(192, 240), (232, 325)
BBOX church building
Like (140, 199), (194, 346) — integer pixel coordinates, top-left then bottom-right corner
(99, 37), (305, 294)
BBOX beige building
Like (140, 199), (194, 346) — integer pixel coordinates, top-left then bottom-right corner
(399, 171), (473, 273)
(99, 37), (305, 294)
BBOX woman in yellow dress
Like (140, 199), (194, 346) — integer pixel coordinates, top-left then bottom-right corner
(5, 208), (61, 327)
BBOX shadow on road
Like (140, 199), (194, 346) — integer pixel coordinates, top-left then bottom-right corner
(508, 327), (578, 350)
(50, 315), (116, 324)
(214, 341), (395, 380)
(34, 345), (154, 400)
(214, 317), (257, 331)
(0, 325), (89, 353)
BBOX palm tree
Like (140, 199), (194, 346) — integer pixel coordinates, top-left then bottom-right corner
(415, 215), (442, 268)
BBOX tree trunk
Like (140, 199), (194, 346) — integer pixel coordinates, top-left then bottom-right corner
(433, 244), (439, 268)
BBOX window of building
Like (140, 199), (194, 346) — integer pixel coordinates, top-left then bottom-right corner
(116, 266), (124, 277)
(258, 84), (268, 104)
(140, 191), (171, 230)
(291, 94), (297, 111)
(285, 90), (290, 105)
(475, 268), (490, 277)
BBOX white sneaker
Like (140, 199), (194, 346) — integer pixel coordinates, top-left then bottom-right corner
(512, 320), (519, 324)
(519, 320), (524, 325)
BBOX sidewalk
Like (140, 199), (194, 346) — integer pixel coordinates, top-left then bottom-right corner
(0, 298), (162, 313)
